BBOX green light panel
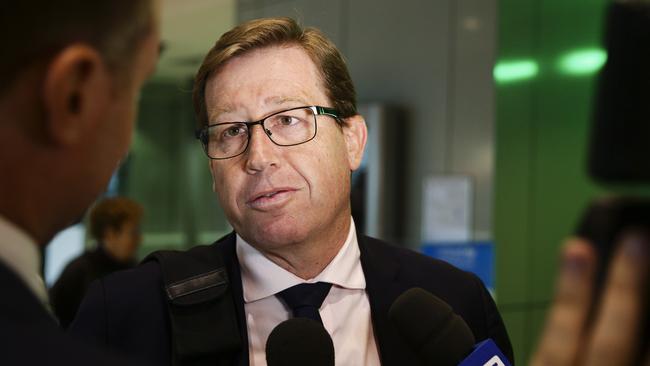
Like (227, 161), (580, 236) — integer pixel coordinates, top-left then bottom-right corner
(557, 48), (607, 75)
(493, 60), (539, 84)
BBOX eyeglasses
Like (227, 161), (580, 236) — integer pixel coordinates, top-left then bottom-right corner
(195, 106), (340, 160)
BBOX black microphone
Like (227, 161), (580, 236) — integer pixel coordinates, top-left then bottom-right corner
(389, 288), (511, 366)
(388, 287), (476, 365)
(265, 318), (334, 366)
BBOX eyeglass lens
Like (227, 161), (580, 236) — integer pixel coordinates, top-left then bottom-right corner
(205, 107), (317, 159)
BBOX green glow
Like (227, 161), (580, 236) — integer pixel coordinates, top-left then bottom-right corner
(558, 48), (607, 75)
(493, 60), (539, 84)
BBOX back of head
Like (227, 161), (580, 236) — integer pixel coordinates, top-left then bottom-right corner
(0, 0), (154, 97)
(193, 17), (357, 129)
(0, 1), (157, 245)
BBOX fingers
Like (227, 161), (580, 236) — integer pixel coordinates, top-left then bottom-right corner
(584, 232), (649, 366)
(530, 239), (597, 366)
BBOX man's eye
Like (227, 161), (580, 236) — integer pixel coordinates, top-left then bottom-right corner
(278, 115), (296, 126)
(223, 125), (246, 138)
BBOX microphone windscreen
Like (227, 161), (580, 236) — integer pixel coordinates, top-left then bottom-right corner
(589, 3), (650, 184)
(388, 287), (475, 366)
(265, 318), (334, 366)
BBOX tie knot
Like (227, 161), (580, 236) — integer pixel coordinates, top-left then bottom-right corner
(277, 282), (332, 323)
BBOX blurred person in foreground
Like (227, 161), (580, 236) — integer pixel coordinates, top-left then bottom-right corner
(0, 1), (160, 365)
(51, 197), (143, 328)
(70, 17), (513, 366)
(531, 234), (649, 365)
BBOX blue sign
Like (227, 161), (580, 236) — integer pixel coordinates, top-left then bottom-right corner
(421, 241), (494, 291)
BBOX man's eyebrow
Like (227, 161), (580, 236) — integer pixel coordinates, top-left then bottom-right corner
(207, 106), (234, 123)
(265, 96), (309, 106)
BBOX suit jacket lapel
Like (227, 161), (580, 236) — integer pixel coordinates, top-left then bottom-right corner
(358, 234), (413, 366)
(219, 231), (416, 365)
(216, 233), (250, 366)
(0, 261), (57, 327)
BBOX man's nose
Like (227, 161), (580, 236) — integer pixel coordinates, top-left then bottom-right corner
(245, 124), (279, 173)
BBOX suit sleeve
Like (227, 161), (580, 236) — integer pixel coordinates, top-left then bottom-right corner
(67, 279), (109, 347)
(473, 275), (515, 365)
(49, 258), (89, 329)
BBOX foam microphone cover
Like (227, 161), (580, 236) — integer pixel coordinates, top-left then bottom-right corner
(589, 3), (650, 183)
(265, 318), (334, 366)
(388, 287), (475, 366)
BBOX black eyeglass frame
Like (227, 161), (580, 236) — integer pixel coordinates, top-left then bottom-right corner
(195, 105), (341, 160)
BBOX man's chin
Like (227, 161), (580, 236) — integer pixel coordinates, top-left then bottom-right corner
(242, 223), (308, 250)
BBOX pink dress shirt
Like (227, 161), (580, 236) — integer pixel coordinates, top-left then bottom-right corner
(236, 218), (381, 366)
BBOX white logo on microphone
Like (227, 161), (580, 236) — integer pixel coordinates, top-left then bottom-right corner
(483, 355), (506, 366)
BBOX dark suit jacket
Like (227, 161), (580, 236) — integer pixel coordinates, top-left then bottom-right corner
(0, 261), (146, 366)
(50, 247), (135, 328)
(70, 233), (514, 365)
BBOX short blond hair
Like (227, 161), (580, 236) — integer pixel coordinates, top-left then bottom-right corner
(192, 17), (356, 128)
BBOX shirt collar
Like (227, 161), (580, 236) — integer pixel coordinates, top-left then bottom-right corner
(0, 215), (48, 305)
(237, 217), (366, 303)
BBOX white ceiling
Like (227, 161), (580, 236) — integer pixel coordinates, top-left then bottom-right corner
(157, 0), (235, 81)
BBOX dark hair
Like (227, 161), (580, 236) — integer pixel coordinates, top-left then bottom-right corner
(193, 17), (357, 128)
(89, 197), (143, 241)
(0, 0), (153, 95)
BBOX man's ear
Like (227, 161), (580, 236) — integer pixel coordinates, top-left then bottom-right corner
(342, 114), (368, 171)
(42, 45), (111, 145)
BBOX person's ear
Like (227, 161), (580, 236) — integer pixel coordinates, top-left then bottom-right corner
(342, 115), (367, 171)
(42, 44), (111, 145)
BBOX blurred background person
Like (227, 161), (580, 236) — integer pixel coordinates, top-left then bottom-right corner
(50, 197), (144, 328)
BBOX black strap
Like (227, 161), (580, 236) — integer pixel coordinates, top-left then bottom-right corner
(144, 244), (241, 366)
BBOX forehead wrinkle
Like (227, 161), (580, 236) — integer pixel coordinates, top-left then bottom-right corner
(204, 46), (330, 123)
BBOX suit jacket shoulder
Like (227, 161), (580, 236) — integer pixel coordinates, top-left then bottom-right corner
(359, 235), (514, 365)
(0, 261), (145, 366)
(69, 233), (246, 366)
(70, 260), (171, 365)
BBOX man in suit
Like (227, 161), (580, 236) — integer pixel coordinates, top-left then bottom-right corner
(0, 1), (160, 364)
(51, 197), (144, 328)
(71, 17), (513, 365)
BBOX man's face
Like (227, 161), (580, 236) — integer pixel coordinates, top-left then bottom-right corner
(205, 45), (365, 252)
(106, 219), (142, 261)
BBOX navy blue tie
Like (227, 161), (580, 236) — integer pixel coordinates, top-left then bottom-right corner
(277, 282), (332, 324)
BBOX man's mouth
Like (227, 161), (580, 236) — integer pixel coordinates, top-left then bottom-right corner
(247, 188), (295, 209)
(257, 191), (282, 199)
